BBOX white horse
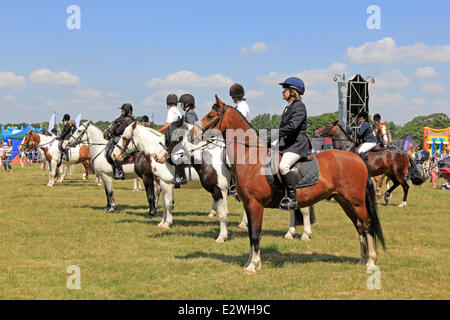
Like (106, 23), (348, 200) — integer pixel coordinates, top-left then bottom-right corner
(67, 121), (158, 215)
(22, 131), (92, 187)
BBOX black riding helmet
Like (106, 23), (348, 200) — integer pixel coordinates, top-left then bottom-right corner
(62, 114), (70, 121)
(166, 94), (178, 106)
(179, 94), (195, 107)
(229, 83), (245, 99)
(141, 115), (149, 122)
(119, 103), (133, 117)
(373, 113), (381, 121)
(358, 111), (369, 121)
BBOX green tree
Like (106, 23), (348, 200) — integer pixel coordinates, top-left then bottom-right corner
(395, 113), (450, 142)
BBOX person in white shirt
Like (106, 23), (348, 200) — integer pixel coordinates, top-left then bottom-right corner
(230, 83), (250, 120)
(158, 94), (182, 133)
(228, 83), (251, 195)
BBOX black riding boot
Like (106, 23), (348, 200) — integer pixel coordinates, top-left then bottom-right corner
(360, 152), (369, 162)
(63, 148), (70, 161)
(113, 160), (125, 180)
(228, 175), (237, 196)
(173, 164), (187, 187)
(280, 171), (298, 211)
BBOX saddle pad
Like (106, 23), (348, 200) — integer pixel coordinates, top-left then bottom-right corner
(294, 156), (320, 188)
(264, 150), (320, 189)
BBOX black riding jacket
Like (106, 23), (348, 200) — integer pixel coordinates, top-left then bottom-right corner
(60, 123), (72, 140)
(278, 100), (310, 157)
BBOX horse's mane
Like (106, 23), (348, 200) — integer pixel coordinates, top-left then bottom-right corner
(335, 122), (353, 140)
(140, 125), (163, 137)
(224, 104), (260, 138)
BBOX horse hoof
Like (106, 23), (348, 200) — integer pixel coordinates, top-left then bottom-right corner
(238, 222), (248, 231)
(208, 210), (216, 218)
(108, 207), (115, 213)
(215, 237), (226, 243)
(359, 259), (368, 265)
(157, 223), (170, 231)
(46, 184), (53, 188)
(284, 232), (294, 240)
(301, 233), (311, 241)
(244, 266), (257, 274)
(398, 202), (407, 208)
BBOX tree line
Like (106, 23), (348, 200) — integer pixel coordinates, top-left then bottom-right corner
(250, 112), (449, 143)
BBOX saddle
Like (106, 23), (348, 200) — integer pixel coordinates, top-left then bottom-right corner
(264, 151), (320, 208)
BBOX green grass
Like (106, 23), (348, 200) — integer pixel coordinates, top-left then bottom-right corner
(0, 164), (449, 299)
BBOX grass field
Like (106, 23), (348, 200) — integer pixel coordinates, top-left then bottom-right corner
(0, 163), (449, 300)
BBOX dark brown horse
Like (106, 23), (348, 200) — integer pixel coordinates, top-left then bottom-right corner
(197, 96), (385, 273)
(314, 122), (425, 207)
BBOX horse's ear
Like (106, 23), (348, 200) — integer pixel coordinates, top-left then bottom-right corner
(215, 95), (223, 109)
(132, 121), (137, 129)
(332, 121), (338, 125)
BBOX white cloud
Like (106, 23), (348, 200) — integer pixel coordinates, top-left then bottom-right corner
(258, 62), (347, 86)
(106, 91), (120, 98)
(346, 37), (450, 64)
(239, 42), (277, 55)
(29, 68), (80, 86)
(415, 66), (439, 78)
(72, 88), (102, 100)
(420, 82), (446, 94)
(142, 90), (186, 106)
(374, 70), (410, 89)
(246, 90), (264, 99)
(0, 71), (26, 88)
(145, 71), (233, 89)
(1, 94), (17, 102)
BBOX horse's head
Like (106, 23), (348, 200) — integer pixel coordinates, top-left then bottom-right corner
(164, 116), (190, 156)
(68, 120), (91, 147)
(21, 130), (37, 150)
(376, 122), (389, 147)
(314, 122), (338, 138)
(198, 95), (230, 135)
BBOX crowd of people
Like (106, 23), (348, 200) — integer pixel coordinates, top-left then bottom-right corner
(0, 139), (44, 173)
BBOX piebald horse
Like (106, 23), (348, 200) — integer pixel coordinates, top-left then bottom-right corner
(112, 121), (238, 242)
(68, 121), (158, 215)
(314, 122), (425, 207)
(22, 131), (92, 187)
(197, 96), (385, 273)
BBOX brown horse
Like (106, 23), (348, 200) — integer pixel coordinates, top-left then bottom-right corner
(314, 122), (425, 207)
(197, 96), (385, 273)
(373, 122), (393, 197)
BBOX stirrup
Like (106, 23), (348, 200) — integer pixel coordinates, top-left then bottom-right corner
(280, 197), (298, 211)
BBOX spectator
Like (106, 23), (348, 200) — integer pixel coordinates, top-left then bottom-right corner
(3, 140), (13, 172)
(430, 160), (438, 189)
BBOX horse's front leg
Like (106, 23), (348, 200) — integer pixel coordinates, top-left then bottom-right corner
(284, 210), (298, 240)
(103, 174), (115, 212)
(243, 200), (264, 274)
(209, 198), (217, 218)
(215, 190), (229, 243)
(158, 181), (173, 230)
(47, 160), (57, 187)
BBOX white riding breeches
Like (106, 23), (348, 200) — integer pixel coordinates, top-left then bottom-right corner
(280, 152), (302, 175)
(359, 142), (377, 154)
(171, 149), (188, 165)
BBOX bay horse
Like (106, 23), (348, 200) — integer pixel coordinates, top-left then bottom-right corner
(22, 131), (92, 187)
(197, 96), (385, 273)
(314, 122), (425, 207)
(67, 121), (157, 216)
(162, 117), (316, 242)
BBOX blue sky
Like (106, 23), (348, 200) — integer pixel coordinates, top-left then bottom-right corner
(0, 0), (449, 125)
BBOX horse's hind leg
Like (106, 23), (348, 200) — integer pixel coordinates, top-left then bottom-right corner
(209, 198), (217, 217)
(215, 190), (229, 243)
(284, 210), (298, 240)
(334, 195), (368, 264)
(397, 177), (409, 208)
(142, 174), (157, 218)
(384, 177), (400, 205)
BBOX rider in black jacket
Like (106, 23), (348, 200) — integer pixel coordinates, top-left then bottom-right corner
(278, 77), (310, 211)
(104, 103), (135, 179)
(59, 114), (72, 161)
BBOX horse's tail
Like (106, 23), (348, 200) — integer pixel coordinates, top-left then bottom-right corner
(407, 155), (426, 185)
(366, 176), (386, 251)
(294, 206), (316, 226)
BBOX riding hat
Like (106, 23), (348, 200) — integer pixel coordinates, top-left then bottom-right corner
(358, 111), (369, 120)
(179, 94), (195, 106)
(166, 94), (178, 106)
(279, 77), (305, 95)
(373, 113), (381, 121)
(229, 83), (245, 99)
(141, 115), (149, 122)
(62, 114), (70, 121)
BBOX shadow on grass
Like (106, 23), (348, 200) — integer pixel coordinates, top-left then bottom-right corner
(175, 247), (360, 267)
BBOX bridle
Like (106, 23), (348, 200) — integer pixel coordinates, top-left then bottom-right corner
(68, 122), (106, 163)
(196, 104), (228, 133)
